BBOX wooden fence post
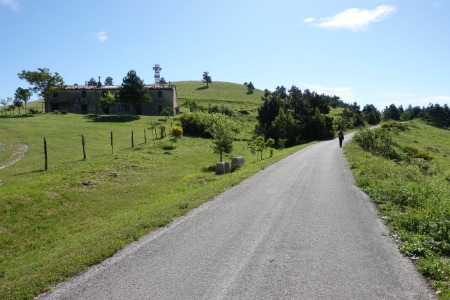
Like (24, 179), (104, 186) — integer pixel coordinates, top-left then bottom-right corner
(144, 129), (147, 144)
(82, 135), (86, 160)
(111, 131), (114, 154)
(131, 130), (134, 148)
(44, 137), (48, 171)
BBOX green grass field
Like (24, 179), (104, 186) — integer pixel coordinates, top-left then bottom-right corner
(0, 82), (312, 299)
(345, 120), (450, 298)
(1, 81), (448, 299)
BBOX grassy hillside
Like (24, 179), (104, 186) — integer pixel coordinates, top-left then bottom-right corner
(345, 120), (450, 298)
(174, 81), (264, 110)
(0, 84), (311, 299)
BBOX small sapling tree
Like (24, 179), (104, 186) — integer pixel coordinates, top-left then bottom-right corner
(161, 107), (172, 121)
(206, 114), (239, 162)
(159, 124), (166, 139)
(249, 136), (275, 161)
(13, 99), (23, 114)
(99, 91), (116, 114)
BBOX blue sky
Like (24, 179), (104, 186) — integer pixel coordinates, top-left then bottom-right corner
(1, 0), (449, 110)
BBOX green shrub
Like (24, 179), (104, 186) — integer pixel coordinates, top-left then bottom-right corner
(28, 108), (40, 114)
(353, 127), (399, 160)
(170, 125), (183, 138)
(414, 151), (433, 161)
(418, 256), (450, 281)
(179, 111), (239, 137)
(207, 104), (235, 117)
(179, 111), (210, 136)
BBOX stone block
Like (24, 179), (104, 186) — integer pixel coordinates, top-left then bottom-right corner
(231, 156), (245, 172)
(216, 161), (231, 175)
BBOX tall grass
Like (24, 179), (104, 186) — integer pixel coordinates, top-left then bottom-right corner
(346, 120), (450, 298)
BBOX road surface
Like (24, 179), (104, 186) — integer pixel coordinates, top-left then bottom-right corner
(37, 135), (435, 300)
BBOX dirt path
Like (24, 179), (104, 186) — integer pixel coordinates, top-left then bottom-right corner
(0, 143), (29, 170)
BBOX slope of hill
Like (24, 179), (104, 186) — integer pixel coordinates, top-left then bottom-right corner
(173, 81), (264, 107)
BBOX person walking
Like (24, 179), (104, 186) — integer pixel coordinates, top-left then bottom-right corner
(338, 130), (344, 148)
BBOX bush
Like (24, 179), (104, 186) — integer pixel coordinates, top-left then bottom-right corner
(353, 127), (398, 160)
(179, 111), (210, 136)
(170, 125), (183, 138)
(179, 111), (239, 137)
(207, 104), (235, 117)
(28, 108), (40, 114)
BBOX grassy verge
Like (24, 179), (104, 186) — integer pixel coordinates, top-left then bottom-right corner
(345, 120), (450, 299)
(0, 113), (312, 299)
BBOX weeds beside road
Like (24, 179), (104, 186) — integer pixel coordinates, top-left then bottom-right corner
(346, 120), (450, 298)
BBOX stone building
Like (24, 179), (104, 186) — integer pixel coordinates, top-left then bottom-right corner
(47, 83), (179, 116)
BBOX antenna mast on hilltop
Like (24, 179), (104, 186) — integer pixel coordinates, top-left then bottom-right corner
(153, 64), (162, 84)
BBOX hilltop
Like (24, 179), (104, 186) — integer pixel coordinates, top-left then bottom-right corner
(173, 81), (264, 107)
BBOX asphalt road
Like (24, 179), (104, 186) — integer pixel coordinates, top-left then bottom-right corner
(37, 135), (435, 300)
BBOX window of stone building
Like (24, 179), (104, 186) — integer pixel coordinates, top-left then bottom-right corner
(81, 104), (87, 114)
(81, 90), (87, 97)
(158, 91), (163, 97)
(158, 105), (163, 113)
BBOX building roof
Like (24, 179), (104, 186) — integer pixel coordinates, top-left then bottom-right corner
(64, 85), (176, 91)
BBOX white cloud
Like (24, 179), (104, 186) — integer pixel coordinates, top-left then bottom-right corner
(312, 5), (396, 32)
(424, 95), (450, 104)
(432, 2), (442, 8)
(301, 83), (353, 101)
(95, 31), (108, 42)
(303, 17), (315, 23)
(0, 0), (19, 10)
(378, 92), (450, 109)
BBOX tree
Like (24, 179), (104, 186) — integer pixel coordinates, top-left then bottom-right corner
(383, 104), (401, 121)
(18, 68), (65, 103)
(257, 92), (282, 139)
(271, 108), (298, 147)
(202, 72), (212, 87)
(8, 104), (16, 115)
(248, 136), (275, 161)
(247, 81), (255, 94)
(104, 76), (114, 86)
(99, 91), (116, 114)
(87, 78), (97, 86)
(161, 107), (172, 121)
(0, 98), (9, 116)
(13, 99), (23, 114)
(14, 87), (31, 112)
(206, 114), (239, 162)
(401, 104), (422, 121)
(159, 77), (167, 84)
(421, 103), (450, 127)
(119, 70), (151, 114)
(362, 104), (381, 125)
